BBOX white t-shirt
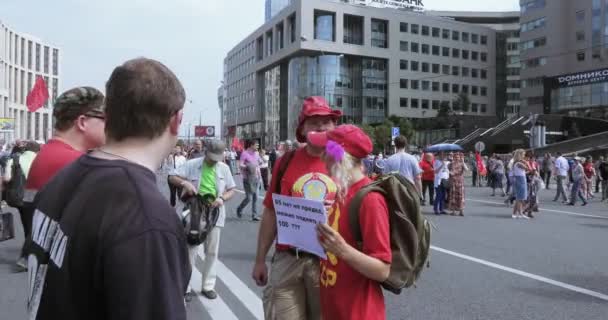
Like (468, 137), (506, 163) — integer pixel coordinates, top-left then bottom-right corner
(512, 162), (527, 177)
(433, 159), (450, 188)
(554, 156), (570, 176)
(260, 155), (269, 169)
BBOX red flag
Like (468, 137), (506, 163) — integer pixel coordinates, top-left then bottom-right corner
(231, 137), (243, 151)
(26, 76), (49, 112)
(476, 152), (487, 176)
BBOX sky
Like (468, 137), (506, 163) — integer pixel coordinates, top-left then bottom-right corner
(1, 0), (519, 136)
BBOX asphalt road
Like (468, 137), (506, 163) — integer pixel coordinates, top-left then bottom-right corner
(2, 172), (608, 320)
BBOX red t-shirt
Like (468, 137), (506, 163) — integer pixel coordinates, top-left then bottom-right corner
(263, 147), (337, 251)
(26, 139), (84, 191)
(419, 159), (435, 181)
(584, 163), (595, 178)
(320, 176), (392, 320)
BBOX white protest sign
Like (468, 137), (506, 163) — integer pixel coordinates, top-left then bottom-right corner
(272, 194), (328, 259)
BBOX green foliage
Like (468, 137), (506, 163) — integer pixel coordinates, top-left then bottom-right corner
(452, 92), (471, 112)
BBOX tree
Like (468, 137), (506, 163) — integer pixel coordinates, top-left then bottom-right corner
(437, 101), (452, 118)
(452, 92), (471, 113)
(374, 120), (393, 153)
(388, 115), (415, 141)
(360, 124), (376, 146)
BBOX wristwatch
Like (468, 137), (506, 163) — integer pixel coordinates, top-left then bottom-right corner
(219, 195), (226, 202)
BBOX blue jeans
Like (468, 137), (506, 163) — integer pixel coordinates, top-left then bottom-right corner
(238, 179), (259, 216)
(434, 185), (446, 213)
(570, 179), (587, 205)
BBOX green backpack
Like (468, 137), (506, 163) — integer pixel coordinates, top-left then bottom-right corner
(348, 173), (431, 294)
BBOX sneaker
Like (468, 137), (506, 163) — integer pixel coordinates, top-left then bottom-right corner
(521, 215), (530, 220)
(252, 216), (261, 222)
(512, 215), (517, 219)
(582, 202), (588, 206)
(201, 290), (218, 300)
(16, 258), (27, 272)
(236, 209), (242, 218)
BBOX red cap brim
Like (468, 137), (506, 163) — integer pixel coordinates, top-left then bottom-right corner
(307, 131), (329, 148)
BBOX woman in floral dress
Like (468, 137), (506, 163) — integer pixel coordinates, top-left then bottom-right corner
(449, 152), (468, 216)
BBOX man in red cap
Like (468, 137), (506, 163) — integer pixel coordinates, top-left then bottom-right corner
(308, 125), (391, 320)
(253, 96), (341, 320)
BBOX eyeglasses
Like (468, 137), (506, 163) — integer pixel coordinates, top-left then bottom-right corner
(84, 114), (106, 121)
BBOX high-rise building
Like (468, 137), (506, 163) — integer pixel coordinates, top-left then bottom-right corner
(520, 0), (608, 117)
(224, 0), (505, 147)
(0, 19), (60, 142)
(428, 11), (521, 118)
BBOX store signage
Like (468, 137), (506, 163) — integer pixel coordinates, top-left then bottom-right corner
(556, 68), (608, 88)
(194, 126), (216, 137)
(354, 0), (424, 10)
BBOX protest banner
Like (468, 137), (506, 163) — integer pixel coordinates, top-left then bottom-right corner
(272, 194), (327, 259)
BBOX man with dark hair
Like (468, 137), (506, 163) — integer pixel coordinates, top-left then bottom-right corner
(253, 96), (341, 320)
(383, 135), (423, 194)
(237, 139), (262, 221)
(189, 139), (204, 159)
(26, 58), (191, 320)
(553, 151), (570, 203)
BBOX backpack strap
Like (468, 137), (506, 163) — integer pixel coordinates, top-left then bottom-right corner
(273, 150), (296, 194)
(348, 177), (387, 243)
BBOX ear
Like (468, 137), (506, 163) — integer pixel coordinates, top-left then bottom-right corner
(169, 111), (183, 136)
(75, 115), (87, 132)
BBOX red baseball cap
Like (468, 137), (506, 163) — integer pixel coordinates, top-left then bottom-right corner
(296, 96), (342, 143)
(307, 124), (373, 159)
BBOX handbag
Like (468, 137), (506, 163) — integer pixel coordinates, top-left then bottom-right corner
(441, 178), (451, 189)
(0, 212), (15, 242)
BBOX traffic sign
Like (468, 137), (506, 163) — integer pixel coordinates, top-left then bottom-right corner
(475, 141), (485, 152)
(392, 127), (400, 138)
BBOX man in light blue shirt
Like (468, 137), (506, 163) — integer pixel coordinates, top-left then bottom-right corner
(383, 135), (422, 194)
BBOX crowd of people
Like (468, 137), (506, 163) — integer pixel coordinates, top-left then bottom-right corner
(1, 55), (606, 320)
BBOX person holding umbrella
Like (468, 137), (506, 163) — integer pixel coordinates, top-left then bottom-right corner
(433, 151), (450, 215)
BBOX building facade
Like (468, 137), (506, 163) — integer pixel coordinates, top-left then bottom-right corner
(223, 0), (498, 147)
(0, 20), (59, 142)
(265, 0), (294, 22)
(429, 11), (521, 118)
(520, 0), (608, 117)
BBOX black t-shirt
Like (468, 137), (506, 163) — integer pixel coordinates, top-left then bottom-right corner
(599, 161), (608, 180)
(26, 155), (191, 320)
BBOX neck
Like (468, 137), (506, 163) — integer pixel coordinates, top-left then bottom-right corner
(95, 138), (170, 172)
(347, 166), (366, 187)
(306, 144), (323, 157)
(53, 130), (90, 152)
(396, 148), (406, 153)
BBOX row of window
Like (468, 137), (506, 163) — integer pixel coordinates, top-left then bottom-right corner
(225, 57), (255, 83)
(399, 79), (488, 96)
(520, 0), (546, 14)
(1, 29), (59, 76)
(225, 88), (255, 110)
(399, 60), (488, 79)
(521, 17), (546, 33)
(522, 56), (547, 69)
(399, 41), (488, 61)
(226, 41), (255, 67)
(399, 22), (488, 46)
(225, 73), (254, 99)
(399, 97), (488, 113)
(520, 37), (546, 51)
(522, 77), (544, 88)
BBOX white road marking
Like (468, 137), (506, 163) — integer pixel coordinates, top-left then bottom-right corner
(431, 245), (608, 302)
(467, 198), (608, 219)
(189, 266), (239, 320)
(216, 261), (264, 320)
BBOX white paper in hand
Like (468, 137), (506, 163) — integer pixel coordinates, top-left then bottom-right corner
(272, 194), (327, 259)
